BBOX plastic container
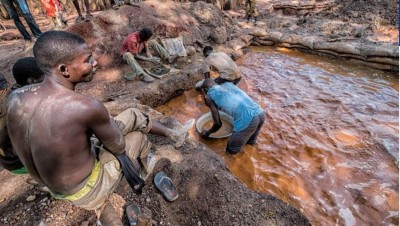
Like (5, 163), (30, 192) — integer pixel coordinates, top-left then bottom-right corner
(196, 112), (233, 139)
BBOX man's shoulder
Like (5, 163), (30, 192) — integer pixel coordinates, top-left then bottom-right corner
(213, 52), (229, 57)
(207, 52), (230, 61)
(7, 83), (40, 104)
(63, 92), (104, 112)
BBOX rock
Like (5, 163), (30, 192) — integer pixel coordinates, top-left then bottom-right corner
(0, 32), (20, 41)
(80, 221), (89, 226)
(354, 28), (365, 38)
(210, 26), (227, 44)
(186, 46), (196, 56)
(249, 28), (268, 37)
(26, 195), (36, 202)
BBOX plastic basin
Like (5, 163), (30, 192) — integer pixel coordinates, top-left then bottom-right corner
(196, 112), (233, 139)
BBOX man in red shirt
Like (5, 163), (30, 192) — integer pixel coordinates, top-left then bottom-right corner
(121, 27), (178, 83)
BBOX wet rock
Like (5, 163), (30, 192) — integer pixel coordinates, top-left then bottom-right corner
(210, 26), (227, 44)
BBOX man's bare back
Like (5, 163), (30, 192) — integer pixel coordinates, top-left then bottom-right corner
(7, 31), (125, 195)
(8, 81), (102, 194)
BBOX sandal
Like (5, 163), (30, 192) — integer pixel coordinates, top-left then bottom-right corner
(154, 172), (179, 201)
(75, 16), (85, 23)
(85, 14), (93, 21)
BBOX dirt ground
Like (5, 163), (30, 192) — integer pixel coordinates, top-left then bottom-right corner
(0, 0), (397, 225)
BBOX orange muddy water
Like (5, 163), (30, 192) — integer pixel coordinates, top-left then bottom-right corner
(156, 46), (399, 225)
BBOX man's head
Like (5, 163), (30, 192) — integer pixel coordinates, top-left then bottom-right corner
(139, 27), (153, 42)
(203, 46), (213, 58)
(202, 78), (216, 92)
(12, 57), (44, 86)
(33, 31), (97, 83)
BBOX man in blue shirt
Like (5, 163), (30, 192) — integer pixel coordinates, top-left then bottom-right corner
(199, 78), (265, 154)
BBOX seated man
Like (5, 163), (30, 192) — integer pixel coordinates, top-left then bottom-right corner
(199, 78), (265, 155)
(7, 31), (193, 222)
(121, 27), (178, 83)
(0, 57), (44, 173)
(195, 46), (242, 91)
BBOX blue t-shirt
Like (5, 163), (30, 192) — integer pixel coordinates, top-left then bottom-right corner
(207, 83), (264, 131)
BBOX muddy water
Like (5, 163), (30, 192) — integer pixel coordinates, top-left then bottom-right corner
(156, 46), (399, 225)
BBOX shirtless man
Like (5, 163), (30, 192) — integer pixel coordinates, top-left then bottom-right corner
(7, 31), (193, 218)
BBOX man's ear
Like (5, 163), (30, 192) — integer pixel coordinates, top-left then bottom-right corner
(58, 64), (70, 78)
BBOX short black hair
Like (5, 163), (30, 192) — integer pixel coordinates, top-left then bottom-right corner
(139, 27), (153, 41)
(203, 46), (213, 57)
(0, 72), (8, 90)
(12, 57), (44, 86)
(33, 31), (86, 72)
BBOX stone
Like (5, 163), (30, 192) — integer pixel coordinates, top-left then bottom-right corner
(186, 46), (196, 56)
(210, 26), (227, 44)
(26, 195), (36, 202)
(0, 32), (20, 41)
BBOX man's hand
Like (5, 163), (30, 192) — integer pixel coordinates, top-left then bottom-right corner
(200, 130), (210, 138)
(150, 57), (161, 65)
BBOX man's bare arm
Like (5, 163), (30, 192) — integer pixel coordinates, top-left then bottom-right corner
(84, 100), (125, 154)
(201, 95), (222, 137)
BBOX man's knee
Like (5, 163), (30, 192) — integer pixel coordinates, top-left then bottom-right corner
(147, 39), (158, 47)
(122, 52), (134, 61)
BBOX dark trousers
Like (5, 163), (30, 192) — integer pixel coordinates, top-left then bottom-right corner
(226, 113), (265, 154)
(1, 0), (42, 40)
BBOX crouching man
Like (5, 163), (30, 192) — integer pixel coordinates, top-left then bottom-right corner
(121, 27), (178, 83)
(199, 78), (265, 154)
(195, 46), (242, 91)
